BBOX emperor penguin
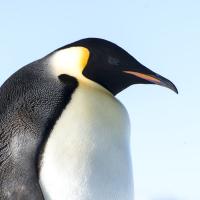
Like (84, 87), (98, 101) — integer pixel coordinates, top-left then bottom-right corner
(0, 38), (178, 200)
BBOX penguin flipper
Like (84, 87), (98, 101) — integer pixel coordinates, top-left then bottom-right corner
(0, 62), (78, 199)
(0, 114), (45, 199)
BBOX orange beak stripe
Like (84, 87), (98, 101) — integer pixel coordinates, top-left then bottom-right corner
(124, 71), (161, 84)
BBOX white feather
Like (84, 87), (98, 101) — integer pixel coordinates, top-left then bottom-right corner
(39, 82), (133, 200)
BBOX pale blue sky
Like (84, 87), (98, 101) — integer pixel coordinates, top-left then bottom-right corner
(0, 1), (199, 199)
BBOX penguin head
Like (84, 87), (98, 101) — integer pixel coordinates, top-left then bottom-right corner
(50, 38), (178, 95)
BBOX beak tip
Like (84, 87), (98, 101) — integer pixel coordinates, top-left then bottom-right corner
(175, 88), (179, 94)
(163, 81), (178, 94)
(173, 88), (179, 94)
(154, 73), (178, 94)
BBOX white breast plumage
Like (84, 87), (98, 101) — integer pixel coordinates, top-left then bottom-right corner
(39, 81), (133, 200)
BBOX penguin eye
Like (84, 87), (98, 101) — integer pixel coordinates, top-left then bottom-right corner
(108, 56), (120, 66)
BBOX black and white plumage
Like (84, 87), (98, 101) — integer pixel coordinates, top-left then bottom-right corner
(0, 38), (177, 200)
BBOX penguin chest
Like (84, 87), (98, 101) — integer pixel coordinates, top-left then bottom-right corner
(39, 84), (133, 200)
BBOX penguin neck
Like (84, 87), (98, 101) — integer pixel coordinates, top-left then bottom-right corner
(39, 80), (133, 200)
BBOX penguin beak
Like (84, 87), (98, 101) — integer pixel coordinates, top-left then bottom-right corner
(124, 70), (178, 94)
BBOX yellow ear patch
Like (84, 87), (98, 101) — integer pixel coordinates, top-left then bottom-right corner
(79, 47), (90, 71)
(50, 47), (90, 79)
